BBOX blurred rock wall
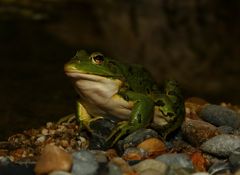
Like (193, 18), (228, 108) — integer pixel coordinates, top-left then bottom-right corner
(46, 0), (240, 102)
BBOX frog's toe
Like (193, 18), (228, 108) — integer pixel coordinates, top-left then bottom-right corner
(57, 114), (76, 124)
(107, 121), (133, 146)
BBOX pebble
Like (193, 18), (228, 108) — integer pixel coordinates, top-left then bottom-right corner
(109, 157), (134, 174)
(34, 144), (72, 175)
(200, 134), (240, 157)
(108, 162), (122, 175)
(207, 161), (231, 175)
(229, 147), (240, 169)
(117, 128), (158, 152)
(182, 118), (220, 146)
(199, 104), (240, 129)
(217, 125), (234, 134)
(192, 173), (210, 175)
(90, 150), (108, 163)
(156, 153), (194, 170)
(49, 171), (72, 175)
(71, 150), (99, 175)
(122, 147), (145, 161)
(132, 159), (168, 175)
(137, 137), (166, 158)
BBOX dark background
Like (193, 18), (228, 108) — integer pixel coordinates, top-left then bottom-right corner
(0, 0), (239, 140)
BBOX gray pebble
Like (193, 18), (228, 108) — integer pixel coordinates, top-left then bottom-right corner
(229, 147), (240, 168)
(200, 134), (240, 157)
(208, 161), (231, 175)
(108, 162), (122, 175)
(156, 153), (194, 170)
(217, 126), (234, 134)
(90, 150), (108, 163)
(199, 104), (240, 129)
(49, 171), (72, 175)
(71, 150), (99, 175)
(132, 159), (168, 174)
(118, 128), (158, 151)
(191, 173), (210, 175)
(139, 169), (162, 175)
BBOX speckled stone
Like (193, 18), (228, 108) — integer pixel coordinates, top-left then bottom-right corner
(71, 150), (99, 175)
(200, 134), (240, 157)
(207, 161), (231, 175)
(156, 153), (194, 170)
(229, 147), (240, 169)
(182, 118), (220, 146)
(199, 104), (240, 129)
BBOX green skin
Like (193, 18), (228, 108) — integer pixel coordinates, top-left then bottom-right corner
(64, 50), (185, 146)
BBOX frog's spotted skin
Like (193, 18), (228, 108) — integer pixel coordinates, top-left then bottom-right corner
(64, 50), (185, 146)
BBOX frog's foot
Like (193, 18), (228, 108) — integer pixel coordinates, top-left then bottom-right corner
(57, 113), (76, 124)
(106, 121), (134, 147)
(85, 116), (104, 132)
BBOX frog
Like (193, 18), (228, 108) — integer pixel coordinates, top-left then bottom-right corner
(64, 50), (185, 147)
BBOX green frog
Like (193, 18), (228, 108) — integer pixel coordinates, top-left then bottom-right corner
(64, 50), (185, 146)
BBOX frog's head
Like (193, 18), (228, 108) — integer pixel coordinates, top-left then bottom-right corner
(64, 50), (122, 78)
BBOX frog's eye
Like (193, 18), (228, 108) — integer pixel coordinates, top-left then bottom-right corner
(90, 53), (104, 65)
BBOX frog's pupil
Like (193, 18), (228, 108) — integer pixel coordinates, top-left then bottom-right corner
(94, 55), (104, 62)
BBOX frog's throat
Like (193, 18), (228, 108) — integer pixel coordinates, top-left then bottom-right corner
(67, 72), (132, 119)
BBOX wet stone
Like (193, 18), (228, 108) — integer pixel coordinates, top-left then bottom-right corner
(49, 171), (72, 175)
(117, 128), (158, 153)
(217, 125), (234, 134)
(199, 104), (240, 129)
(34, 144), (72, 175)
(200, 134), (240, 157)
(132, 159), (168, 175)
(207, 161), (231, 175)
(182, 118), (220, 146)
(122, 147), (145, 161)
(137, 137), (166, 158)
(108, 162), (122, 175)
(156, 153), (194, 170)
(229, 147), (240, 169)
(71, 150), (99, 175)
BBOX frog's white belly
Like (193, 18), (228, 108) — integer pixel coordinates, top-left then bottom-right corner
(68, 72), (133, 119)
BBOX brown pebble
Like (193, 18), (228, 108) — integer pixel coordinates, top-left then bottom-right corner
(122, 147), (144, 161)
(137, 137), (166, 158)
(181, 118), (220, 146)
(34, 144), (72, 175)
(185, 97), (209, 120)
(106, 149), (118, 160)
(110, 157), (134, 174)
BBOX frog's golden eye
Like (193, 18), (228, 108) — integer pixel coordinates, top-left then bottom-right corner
(90, 53), (104, 65)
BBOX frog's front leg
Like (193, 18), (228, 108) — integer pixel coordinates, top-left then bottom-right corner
(107, 91), (154, 146)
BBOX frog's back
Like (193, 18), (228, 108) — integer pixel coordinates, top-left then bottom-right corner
(119, 63), (159, 95)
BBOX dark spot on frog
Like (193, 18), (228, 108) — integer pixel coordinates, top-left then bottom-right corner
(128, 66), (133, 74)
(167, 90), (177, 96)
(123, 94), (129, 101)
(146, 88), (150, 94)
(137, 114), (142, 123)
(167, 112), (174, 118)
(156, 100), (165, 106)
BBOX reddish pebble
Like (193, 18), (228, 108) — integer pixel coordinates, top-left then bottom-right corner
(182, 118), (220, 146)
(191, 152), (206, 172)
(137, 137), (166, 158)
(34, 144), (72, 175)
